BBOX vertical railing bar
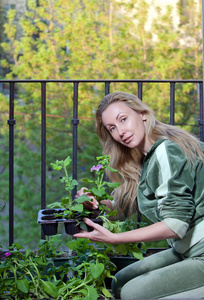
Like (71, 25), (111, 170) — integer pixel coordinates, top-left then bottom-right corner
(199, 82), (204, 142)
(72, 82), (79, 199)
(105, 82), (110, 95)
(7, 82), (15, 247)
(136, 82), (143, 227)
(41, 82), (46, 209)
(41, 82), (46, 239)
(137, 82), (142, 228)
(103, 82), (111, 184)
(138, 82), (143, 100)
(170, 82), (175, 125)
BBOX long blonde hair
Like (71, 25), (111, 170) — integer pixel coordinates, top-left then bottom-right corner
(96, 91), (204, 217)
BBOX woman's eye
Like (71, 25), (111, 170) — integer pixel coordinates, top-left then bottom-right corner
(121, 117), (126, 123)
(109, 126), (115, 133)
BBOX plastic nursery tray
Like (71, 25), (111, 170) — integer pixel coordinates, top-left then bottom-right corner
(37, 208), (66, 223)
(37, 208), (68, 236)
(37, 208), (103, 236)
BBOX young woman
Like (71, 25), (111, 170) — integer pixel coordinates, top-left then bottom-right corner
(74, 91), (204, 299)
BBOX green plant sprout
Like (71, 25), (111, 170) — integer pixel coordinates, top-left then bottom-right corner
(48, 155), (120, 220)
(82, 155), (120, 200)
(101, 215), (147, 260)
(48, 156), (92, 219)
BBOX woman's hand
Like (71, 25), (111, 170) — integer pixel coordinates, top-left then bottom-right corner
(73, 220), (180, 245)
(75, 187), (98, 210)
(73, 218), (117, 244)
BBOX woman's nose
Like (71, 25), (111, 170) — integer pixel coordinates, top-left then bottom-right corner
(118, 127), (125, 136)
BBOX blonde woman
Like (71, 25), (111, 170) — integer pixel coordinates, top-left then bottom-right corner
(74, 91), (204, 299)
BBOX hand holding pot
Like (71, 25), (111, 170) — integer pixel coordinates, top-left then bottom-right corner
(73, 218), (116, 243)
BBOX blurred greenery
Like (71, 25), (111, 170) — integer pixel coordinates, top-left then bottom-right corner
(0, 0), (202, 248)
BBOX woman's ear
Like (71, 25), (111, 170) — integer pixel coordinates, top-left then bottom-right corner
(141, 112), (147, 121)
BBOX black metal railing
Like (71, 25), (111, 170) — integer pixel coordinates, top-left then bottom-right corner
(0, 79), (204, 246)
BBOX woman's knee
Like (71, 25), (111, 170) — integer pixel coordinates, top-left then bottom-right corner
(120, 279), (142, 300)
(111, 269), (126, 299)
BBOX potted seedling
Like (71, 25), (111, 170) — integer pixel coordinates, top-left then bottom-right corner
(65, 216), (147, 290)
(79, 155), (120, 219)
(0, 234), (116, 299)
(37, 155), (120, 236)
(38, 156), (91, 235)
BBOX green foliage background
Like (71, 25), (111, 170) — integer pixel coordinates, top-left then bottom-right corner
(0, 0), (202, 248)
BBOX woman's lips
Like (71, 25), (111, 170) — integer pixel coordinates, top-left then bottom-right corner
(123, 135), (133, 144)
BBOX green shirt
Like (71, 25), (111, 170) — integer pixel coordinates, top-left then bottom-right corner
(138, 139), (204, 254)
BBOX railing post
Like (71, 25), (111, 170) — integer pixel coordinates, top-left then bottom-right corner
(170, 82), (175, 125)
(7, 82), (15, 247)
(202, 0), (204, 140)
(199, 82), (204, 142)
(72, 82), (79, 198)
(41, 82), (46, 239)
(105, 82), (110, 95)
(136, 82), (143, 226)
(138, 82), (143, 100)
(41, 82), (46, 209)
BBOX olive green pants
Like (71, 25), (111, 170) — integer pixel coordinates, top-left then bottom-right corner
(111, 248), (204, 299)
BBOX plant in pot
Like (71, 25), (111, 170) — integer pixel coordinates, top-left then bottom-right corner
(0, 236), (69, 299)
(38, 156), (91, 236)
(65, 216), (147, 291)
(102, 214), (147, 260)
(38, 155), (120, 236)
(100, 214), (147, 284)
(0, 234), (116, 299)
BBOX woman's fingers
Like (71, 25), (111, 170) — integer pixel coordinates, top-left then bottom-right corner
(75, 187), (98, 209)
(84, 197), (98, 209)
(73, 218), (115, 244)
(74, 187), (88, 199)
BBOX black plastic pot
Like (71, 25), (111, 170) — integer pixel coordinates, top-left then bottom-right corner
(64, 219), (81, 235)
(37, 208), (103, 236)
(105, 256), (138, 289)
(86, 218), (103, 232)
(37, 209), (65, 236)
(41, 223), (58, 236)
(110, 256), (138, 270)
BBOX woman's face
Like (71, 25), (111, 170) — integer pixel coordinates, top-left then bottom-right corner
(102, 101), (151, 155)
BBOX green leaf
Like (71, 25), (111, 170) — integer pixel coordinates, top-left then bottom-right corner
(76, 288), (87, 296)
(84, 285), (98, 300)
(102, 287), (112, 298)
(81, 178), (95, 184)
(50, 162), (62, 170)
(65, 181), (78, 191)
(73, 203), (83, 212)
(106, 182), (120, 188)
(34, 257), (47, 266)
(0, 264), (9, 273)
(64, 156), (72, 166)
(91, 187), (104, 197)
(75, 194), (91, 203)
(133, 250), (144, 260)
(114, 244), (128, 255)
(40, 280), (58, 298)
(16, 279), (29, 293)
(90, 262), (104, 279)
(71, 179), (78, 186)
(48, 201), (63, 208)
(106, 166), (118, 173)
(108, 210), (118, 217)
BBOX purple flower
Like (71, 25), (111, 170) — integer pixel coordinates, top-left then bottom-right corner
(5, 252), (11, 257)
(90, 164), (103, 172)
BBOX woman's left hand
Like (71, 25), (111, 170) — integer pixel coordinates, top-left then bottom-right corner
(73, 218), (117, 244)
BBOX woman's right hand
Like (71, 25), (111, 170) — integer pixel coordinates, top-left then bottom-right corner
(74, 187), (99, 210)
